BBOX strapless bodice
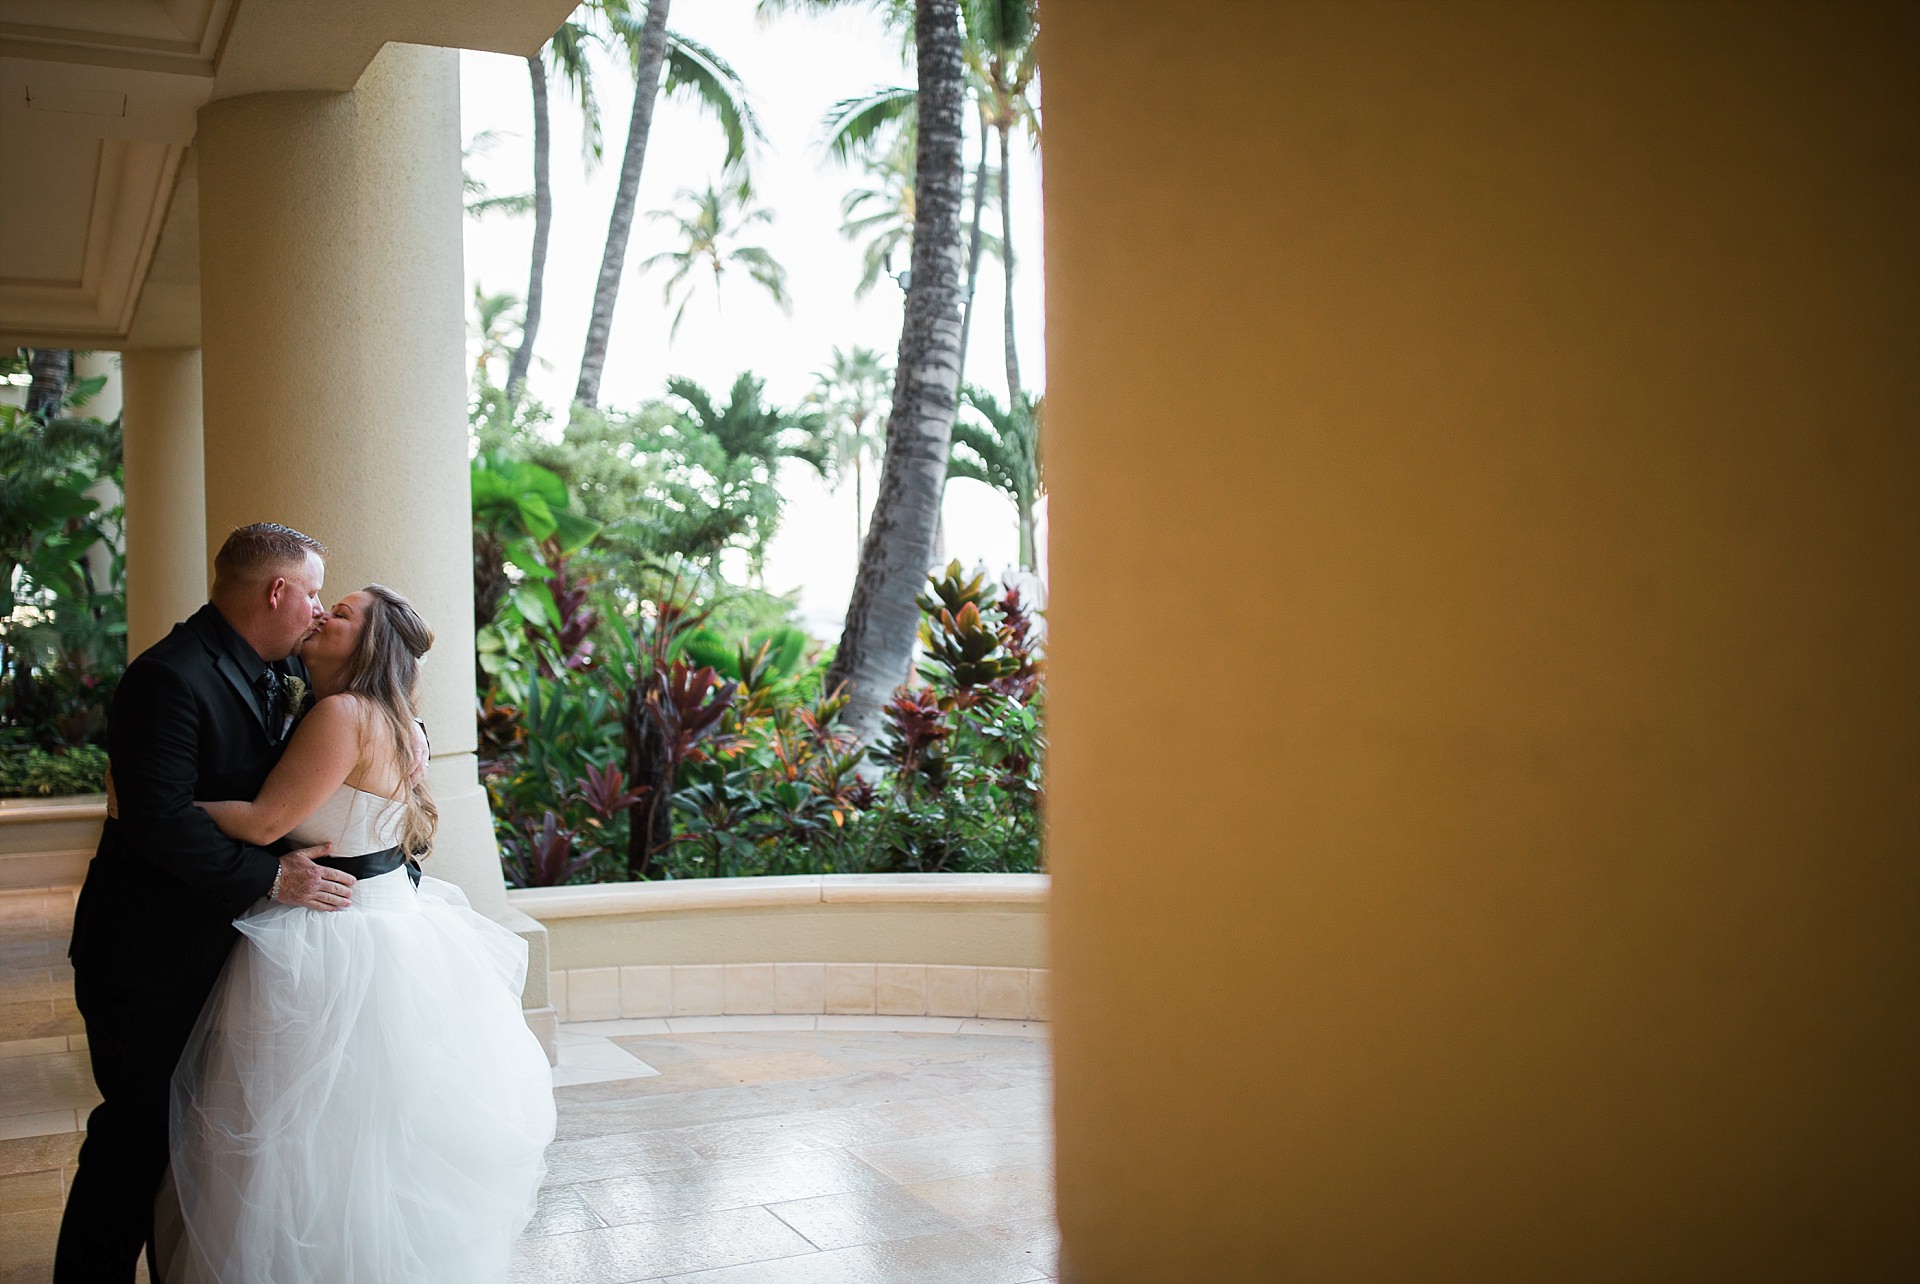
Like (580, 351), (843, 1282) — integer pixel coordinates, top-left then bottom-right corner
(285, 784), (407, 857)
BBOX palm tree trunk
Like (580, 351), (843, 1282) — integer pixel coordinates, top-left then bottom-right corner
(999, 118), (1020, 406)
(853, 455), (865, 549)
(574, 0), (673, 411)
(1018, 495), (1036, 574)
(828, 0), (967, 743)
(506, 53), (552, 399)
(955, 122), (991, 376)
(25, 348), (71, 418)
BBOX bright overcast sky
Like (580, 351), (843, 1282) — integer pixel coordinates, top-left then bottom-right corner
(459, 0), (1045, 638)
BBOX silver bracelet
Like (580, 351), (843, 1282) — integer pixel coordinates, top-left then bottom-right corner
(269, 862), (284, 903)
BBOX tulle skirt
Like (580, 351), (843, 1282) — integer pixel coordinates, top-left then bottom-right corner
(168, 868), (556, 1284)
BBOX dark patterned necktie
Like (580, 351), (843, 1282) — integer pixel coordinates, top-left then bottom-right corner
(256, 669), (282, 742)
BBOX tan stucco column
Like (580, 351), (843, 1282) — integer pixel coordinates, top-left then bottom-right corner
(1045, 3), (1916, 1280)
(193, 44), (548, 1042)
(119, 349), (207, 656)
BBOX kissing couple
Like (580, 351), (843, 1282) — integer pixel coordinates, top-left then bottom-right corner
(55, 522), (556, 1283)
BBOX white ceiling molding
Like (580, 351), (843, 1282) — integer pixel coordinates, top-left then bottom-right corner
(0, 0), (577, 348)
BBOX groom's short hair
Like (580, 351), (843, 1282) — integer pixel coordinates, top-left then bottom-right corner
(212, 523), (328, 593)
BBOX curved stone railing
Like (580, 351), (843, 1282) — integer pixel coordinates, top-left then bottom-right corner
(0, 795), (105, 889)
(507, 873), (1050, 1025)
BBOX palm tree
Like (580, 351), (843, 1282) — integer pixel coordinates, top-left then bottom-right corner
(817, 13), (1025, 382)
(638, 180), (790, 339)
(839, 133), (916, 298)
(964, 0), (1038, 406)
(828, 0), (969, 742)
(507, 9), (609, 400)
(470, 286), (524, 386)
(463, 131), (534, 220)
(660, 372), (828, 580)
(573, 10), (763, 410)
(806, 346), (893, 545)
(834, 108), (1000, 301)
(820, 84), (918, 164)
(948, 384), (1041, 572)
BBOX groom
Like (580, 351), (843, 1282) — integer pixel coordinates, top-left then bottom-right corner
(55, 522), (359, 1283)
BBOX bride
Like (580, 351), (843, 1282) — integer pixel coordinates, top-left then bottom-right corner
(167, 584), (555, 1284)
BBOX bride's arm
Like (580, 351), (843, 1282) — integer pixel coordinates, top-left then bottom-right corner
(199, 695), (362, 846)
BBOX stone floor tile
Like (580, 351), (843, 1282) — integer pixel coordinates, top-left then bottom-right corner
(664, 1015), (818, 1034)
(0, 1169), (62, 1213)
(0, 1207), (62, 1275)
(749, 1063), (1014, 1118)
(555, 1081), (781, 1137)
(900, 1164), (1054, 1227)
(972, 1213), (1061, 1277)
(0, 974), (61, 1007)
(816, 1015), (965, 1034)
(957, 1018), (1048, 1038)
(0, 1132), (80, 1178)
(0, 1001), (81, 1043)
(540, 1133), (708, 1186)
(0, 1113), (77, 1142)
(507, 1205), (814, 1284)
(555, 1037), (661, 1076)
(644, 1226), (1049, 1284)
(524, 1184), (612, 1238)
(765, 1183), (965, 1251)
(0, 1051), (98, 1118)
(0, 938), (54, 967)
(0, 1040), (67, 1062)
(658, 1110), (863, 1164)
(566, 1018), (673, 1038)
(850, 1128), (1051, 1185)
(574, 1148), (894, 1228)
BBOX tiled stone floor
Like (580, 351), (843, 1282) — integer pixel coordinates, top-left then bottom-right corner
(0, 885), (1056, 1283)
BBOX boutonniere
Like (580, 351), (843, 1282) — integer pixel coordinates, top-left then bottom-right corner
(281, 673), (315, 722)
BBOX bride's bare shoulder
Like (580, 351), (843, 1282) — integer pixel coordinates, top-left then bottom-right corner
(297, 693), (370, 742)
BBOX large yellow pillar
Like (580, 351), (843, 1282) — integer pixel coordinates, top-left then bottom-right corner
(1044, 3), (1917, 1280)
(119, 349), (207, 656)
(194, 46), (528, 975)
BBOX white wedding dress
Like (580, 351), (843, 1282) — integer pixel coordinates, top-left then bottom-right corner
(168, 785), (555, 1284)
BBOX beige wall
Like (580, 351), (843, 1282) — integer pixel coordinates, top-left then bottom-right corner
(1044, 3), (1918, 1280)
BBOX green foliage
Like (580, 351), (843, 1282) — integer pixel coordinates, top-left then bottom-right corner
(469, 371), (1043, 884)
(1, 360), (125, 750)
(683, 624), (807, 683)
(639, 181), (790, 337)
(949, 385), (1042, 571)
(630, 372), (827, 579)
(0, 743), (110, 798)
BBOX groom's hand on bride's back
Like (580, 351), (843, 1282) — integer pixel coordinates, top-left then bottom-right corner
(272, 845), (355, 911)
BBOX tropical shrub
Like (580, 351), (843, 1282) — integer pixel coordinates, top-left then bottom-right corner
(0, 743), (110, 798)
(1, 360), (125, 752)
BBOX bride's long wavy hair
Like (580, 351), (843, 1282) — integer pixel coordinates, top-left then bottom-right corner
(338, 584), (438, 858)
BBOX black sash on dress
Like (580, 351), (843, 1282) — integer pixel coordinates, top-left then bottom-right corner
(316, 846), (422, 888)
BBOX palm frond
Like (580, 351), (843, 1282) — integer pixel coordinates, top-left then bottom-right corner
(547, 18), (605, 164)
(820, 86), (917, 166)
(729, 247), (791, 311)
(663, 32), (765, 172)
(467, 191), (535, 219)
(962, 0), (1036, 57)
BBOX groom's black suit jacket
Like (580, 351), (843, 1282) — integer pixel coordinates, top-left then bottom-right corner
(70, 604), (301, 999)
